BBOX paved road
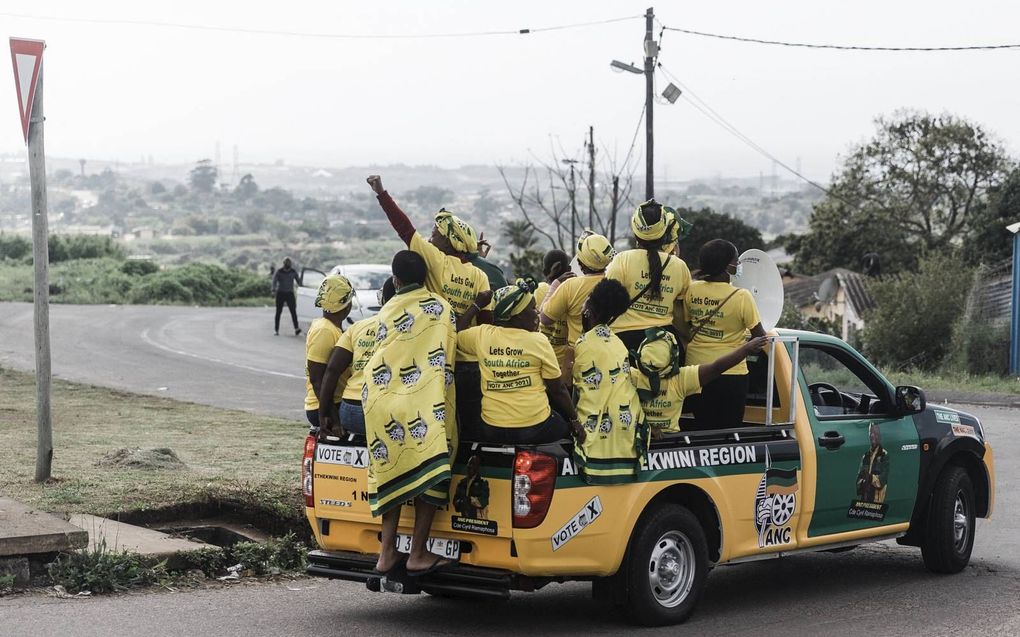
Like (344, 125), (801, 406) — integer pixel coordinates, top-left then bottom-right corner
(2, 405), (1017, 636)
(0, 302), (307, 421)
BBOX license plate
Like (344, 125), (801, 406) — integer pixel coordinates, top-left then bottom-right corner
(395, 534), (460, 560)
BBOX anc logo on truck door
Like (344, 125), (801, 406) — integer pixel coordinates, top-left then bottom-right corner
(754, 448), (799, 548)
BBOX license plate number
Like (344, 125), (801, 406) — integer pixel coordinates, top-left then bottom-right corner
(394, 534), (460, 560)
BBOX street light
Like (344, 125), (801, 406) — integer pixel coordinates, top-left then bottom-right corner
(610, 7), (657, 201)
(609, 60), (642, 74)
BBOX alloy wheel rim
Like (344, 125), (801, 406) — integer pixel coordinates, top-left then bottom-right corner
(953, 490), (970, 552)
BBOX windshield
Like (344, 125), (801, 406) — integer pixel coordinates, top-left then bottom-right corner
(334, 266), (391, 290)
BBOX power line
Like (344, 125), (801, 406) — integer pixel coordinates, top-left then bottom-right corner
(662, 26), (1020, 51)
(0, 11), (641, 40)
(656, 63), (834, 197)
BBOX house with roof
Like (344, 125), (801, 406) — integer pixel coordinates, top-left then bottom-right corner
(783, 268), (875, 342)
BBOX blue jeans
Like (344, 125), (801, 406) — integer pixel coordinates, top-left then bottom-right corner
(339, 400), (366, 435)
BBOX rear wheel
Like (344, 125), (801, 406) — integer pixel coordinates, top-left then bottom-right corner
(616, 505), (709, 626)
(921, 465), (975, 574)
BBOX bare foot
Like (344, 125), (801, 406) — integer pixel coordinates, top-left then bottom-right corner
(374, 547), (403, 574)
(406, 553), (452, 574)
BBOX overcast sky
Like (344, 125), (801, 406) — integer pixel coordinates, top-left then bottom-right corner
(2, 0), (1018, 182)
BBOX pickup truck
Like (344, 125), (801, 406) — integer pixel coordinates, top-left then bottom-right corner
(302, 330), (995, 626)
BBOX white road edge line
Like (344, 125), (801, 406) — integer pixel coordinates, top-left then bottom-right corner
(140, 327), (304, 380)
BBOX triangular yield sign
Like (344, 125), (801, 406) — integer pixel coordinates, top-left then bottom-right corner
(9, 38), (45, 144)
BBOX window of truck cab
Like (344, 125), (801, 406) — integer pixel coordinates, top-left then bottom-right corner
(799, 343), (894, 419)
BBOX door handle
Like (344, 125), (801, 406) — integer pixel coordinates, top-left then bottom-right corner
(818, 431), (845, 450)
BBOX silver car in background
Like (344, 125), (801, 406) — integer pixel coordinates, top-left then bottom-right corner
(296, 263), (391, 328)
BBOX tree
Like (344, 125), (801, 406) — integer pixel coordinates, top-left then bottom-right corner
(188, 159), (218, 193)
(404, 185), (453, 211)
(234, 173), (259, 200)
(862, 253), (973, 371)
(675, 207), (764, 271)
(962, 165), (1020, 266)
(501, 219), (543, 279)
(498, 125), (637, 252)
(794, 111), (1010, 274)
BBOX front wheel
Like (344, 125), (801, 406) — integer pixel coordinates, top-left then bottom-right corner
(617, 505), (709, 626)
(921, 465), (975, 574)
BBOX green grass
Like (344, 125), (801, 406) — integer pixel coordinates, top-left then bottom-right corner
(884, 369), (1020, 396)
(0, 367), (304, 523)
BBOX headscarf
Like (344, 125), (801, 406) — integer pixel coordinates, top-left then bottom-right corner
(493, 277), (537, 322)
(434, 209), (478, 254)
(661, 206), (694, 254)
(314, 274), (354, 313)
(634, 328), (681, 402)
(630, 199), (678, 243)
(575, 232), (616, 271)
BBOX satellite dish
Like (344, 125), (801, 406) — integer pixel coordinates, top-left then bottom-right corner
(732, 248), (785, 331)
(817, 275), (838, 303)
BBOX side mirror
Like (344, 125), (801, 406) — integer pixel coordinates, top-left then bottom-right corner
(895, 385), (926, 416)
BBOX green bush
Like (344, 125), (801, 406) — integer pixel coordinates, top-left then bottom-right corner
(121, 259), (159, 276)
(0, 234), (31, 261)
(48, 540), (165, 594)
(177, 547), (229, 578)
(131, 277), (194, 304)
(48, 258), (136, 304)
(862, 253), (974, 371)
(266, 532), (307, 571)
(230, 541), (274, 575)
(47, 235), (125, 263)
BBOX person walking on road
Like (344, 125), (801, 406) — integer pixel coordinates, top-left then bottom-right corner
(273, 257), (302, 336)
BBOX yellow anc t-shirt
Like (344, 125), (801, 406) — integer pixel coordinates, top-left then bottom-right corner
(410, 233), (491, 319)
(541, 274), (604, 346)
(631, 365), (701, 433)
(304, 318), (345, 410)
(457, 325), (561, 428)
(606, 250), (691, 332)
(536, 281), (569, 371)
(336, 317), (378, 402)
(684, 281), (761, 375)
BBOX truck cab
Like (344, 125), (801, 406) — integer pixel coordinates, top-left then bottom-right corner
(303, 330), (994, 626)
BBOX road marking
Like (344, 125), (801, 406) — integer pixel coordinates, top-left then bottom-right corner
(140, 327), (303, 380)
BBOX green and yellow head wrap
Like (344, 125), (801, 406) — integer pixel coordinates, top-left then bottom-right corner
(434, 209), (478, 254)
(493, 277), (538, 322)
(575, 232), (616, 271)
(630, 199), (678, 243)
(314, 274), (354, 313)
(661, 206), (694, 254)
(634, 328), (682, 401)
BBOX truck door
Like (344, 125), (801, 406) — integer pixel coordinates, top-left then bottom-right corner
(798, 343), (920, 539)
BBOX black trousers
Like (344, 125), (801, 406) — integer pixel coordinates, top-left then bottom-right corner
(275, 291), (298, 331)
(688, 373), (750, 430)
(455, 362), (483, 440)
(478, 410), (569, 445)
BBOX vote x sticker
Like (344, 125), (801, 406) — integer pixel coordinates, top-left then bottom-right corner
(551, 496), (603, 551)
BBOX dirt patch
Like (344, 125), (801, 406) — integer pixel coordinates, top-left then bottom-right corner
(97, 447), (186, 471)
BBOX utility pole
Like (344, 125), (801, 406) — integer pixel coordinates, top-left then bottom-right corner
(587, 125), (596, 229)
(568, 162), (577, 246)
(644, 6), (655, 201)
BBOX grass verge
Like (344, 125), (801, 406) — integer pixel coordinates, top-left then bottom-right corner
(884, 369), (1020, 396)
(0, 366), (305, 533)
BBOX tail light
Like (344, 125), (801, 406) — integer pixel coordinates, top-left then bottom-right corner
(512, 451), (557, 528)
(302, 435), (316, 508)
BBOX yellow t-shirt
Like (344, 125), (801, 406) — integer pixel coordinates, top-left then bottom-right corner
(684, 281), (761, 375)
(305, 318), (344, 410)
(541, 274), (604, 346)
(631, 365), (701, 433)
(606, 249), (691, 332)
(410, 233), (491, 318)
(457, 325), (561, 428)
(336, 317), (379, 402)
(537, 281), (569, 369)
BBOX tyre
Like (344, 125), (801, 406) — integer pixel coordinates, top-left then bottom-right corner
(921, 465), (975, 574)
(616, 505), (709, 626)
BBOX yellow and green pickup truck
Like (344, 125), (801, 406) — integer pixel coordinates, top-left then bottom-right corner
(302, 330), (995, 626)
